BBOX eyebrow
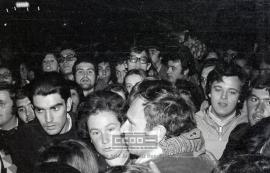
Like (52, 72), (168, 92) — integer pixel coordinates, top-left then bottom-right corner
(34, 103), (63, 110)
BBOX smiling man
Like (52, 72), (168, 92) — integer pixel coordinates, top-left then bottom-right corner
(195, 62), (248, 160)
(221, 74), (270, 160)
(9, 72), (78, 173)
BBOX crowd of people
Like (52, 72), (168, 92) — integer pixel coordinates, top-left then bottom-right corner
(0, 29), (270, 173)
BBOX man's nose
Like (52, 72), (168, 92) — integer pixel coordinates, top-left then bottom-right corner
(256, 100), (266, 113)
(45, 111), (53, 123)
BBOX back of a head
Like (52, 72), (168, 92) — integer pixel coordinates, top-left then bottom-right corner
(128, 79), (174, 105)
(106, 164), (153, 173)
(34, 162), (81, 173)
(30, 72), (70, 102)
(38, 139), (98, 173)
(214, 154), (270, 173)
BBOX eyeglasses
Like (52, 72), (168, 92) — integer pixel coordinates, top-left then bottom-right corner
(59, 54), (76, 63)
(129, 56), (148, 64)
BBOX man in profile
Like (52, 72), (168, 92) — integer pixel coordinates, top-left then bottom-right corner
(121, 79), (214, 173)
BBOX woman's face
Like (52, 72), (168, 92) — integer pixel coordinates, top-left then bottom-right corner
(87, 111), (124, 160)
(42, 54), (59, 72)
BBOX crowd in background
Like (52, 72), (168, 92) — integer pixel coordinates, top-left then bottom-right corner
(0, 29), (270, 173)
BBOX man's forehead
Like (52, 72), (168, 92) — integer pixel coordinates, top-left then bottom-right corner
(60, 49), (75, 56)
(251, 88), (270, 98)
(0, 90), (11, 99)
(130, 51), (147, 57)
(168, 60), (181, 66)
(76, 62), (95, 69)
(16, 97), (31, 105)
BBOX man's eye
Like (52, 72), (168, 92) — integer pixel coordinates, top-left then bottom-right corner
(108, 127), (115, 132)
(52, 107), (59, 111)
(35, 108), (43, 113)
(76, 70), (83, 74)
(214, 87), (221, 92)
(266, 100), (270, 106)
(91, 131), (100, 136)
(250, 97), (258, 102)
(18, 108), (25, 113)
(229, 90), (238, 95)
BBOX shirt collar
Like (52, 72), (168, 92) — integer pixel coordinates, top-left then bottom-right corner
(208, 106), (236, 126)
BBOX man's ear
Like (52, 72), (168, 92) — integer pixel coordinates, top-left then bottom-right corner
(150, 125), (166, 143)
(66, 97), (72, 112)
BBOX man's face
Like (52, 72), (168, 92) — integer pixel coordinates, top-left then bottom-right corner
(148, 48), (161, 64)
(98, 62), (111, 83)
(75, 62), (96, 91)
(127, 51), (148, 71)
(33, 93), (71, 135)
(209, 76), (242, 118)
(247, 88), (270, 126)
(0, 90), (15, 129)
(260, 61), (270, 76)
(167, 60), (185, 84)
(59, 49), (77, 75)
(121, 97), (148, 156)
(87, 111), (123, 160)
(0, 68), (13, 84)
(16, 97), (35, 123)
(115, 63), (127, 84)
(42, 54), (58, 72)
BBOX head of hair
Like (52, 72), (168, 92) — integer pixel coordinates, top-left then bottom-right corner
(214, 154), (270, 173)
(72, 55), (96, 76)
(242, 117), (270, 155)
(124, 69), (147, 84)
(38, 139), (98, 173)
(205, 61), (248, 112)
(128, 79), (195, 136)
(34, 162), (81, 173)
(78, 91), (126, 139)
(105, 83), (128, 100)
(163, 45), (196, 76)
(30, 72), (71, 102)
(175, 79), (204, 111)
(15, 84), (31, 100)
(248, 74), (270, 96)
(106, 164), (153, 173)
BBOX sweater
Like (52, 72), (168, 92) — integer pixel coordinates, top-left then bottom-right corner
(195, 108), (248, 159)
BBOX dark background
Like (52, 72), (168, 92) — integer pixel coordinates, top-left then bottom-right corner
(0, 0), (269, 56)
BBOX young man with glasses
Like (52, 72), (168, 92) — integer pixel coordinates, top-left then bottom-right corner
(59, 49), (77, 81)
(127, 46), (151, 72)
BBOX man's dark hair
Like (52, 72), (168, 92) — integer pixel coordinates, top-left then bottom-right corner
(214, 154), (270, 173)
(248, 74), (270, 96)
(78, 91), (126, 139)
(163, 45), (196, 76)
(129, 79), (196, 138)
(15, 84), (31, 100)
(205, 61), (248, 112)
(30, 72), (70, 102)
(72, 55), (96, 76)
